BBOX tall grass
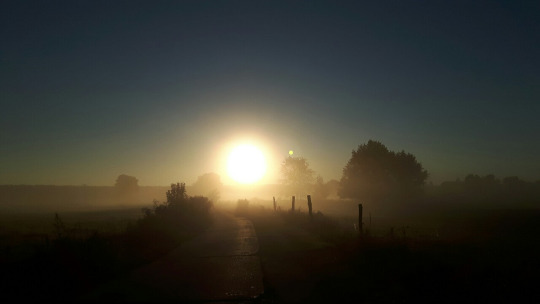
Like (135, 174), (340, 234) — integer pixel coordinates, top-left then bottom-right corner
(0, 182), (214, 301)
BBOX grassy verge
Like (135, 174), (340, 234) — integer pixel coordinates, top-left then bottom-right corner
(242, 205), (540, 303)
(0, 184), (214, 301)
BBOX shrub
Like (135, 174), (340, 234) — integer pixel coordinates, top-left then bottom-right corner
(124, 182), (214, 261)
(236, 199), (250, 215)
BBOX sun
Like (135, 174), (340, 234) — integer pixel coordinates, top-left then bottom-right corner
(227, 144), (267, 184)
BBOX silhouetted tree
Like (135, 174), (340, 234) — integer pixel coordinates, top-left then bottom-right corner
(325, 179), (341, 198)
(502, 176), (527, 192)
(236, 199), (250, 214)
(313, 175), (330, 199)
(141, 182), (213, 233)
(190, 172), (222, 203)
(280, 156), (315, 198)
(427, 174), (540, 208)
(463, 174), (502, 200)
(53, 213), (66, 239)
(166, 182), (188, 205)
(115, 174), (139, 196)
(130, 182), (214, 260)
(339, 140), (428, 205)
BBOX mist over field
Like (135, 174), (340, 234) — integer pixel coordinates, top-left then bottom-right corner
(2, 1), (539, 302)
(2, 138), (539, 302)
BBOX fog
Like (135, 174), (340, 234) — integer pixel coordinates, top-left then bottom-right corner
(1, 164), (540, 302)
(2, 0), (540, 302)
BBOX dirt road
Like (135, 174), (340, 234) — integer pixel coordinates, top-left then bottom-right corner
(85, 210), (264, 302)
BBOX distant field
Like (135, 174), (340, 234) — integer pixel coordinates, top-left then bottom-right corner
(2, 184), (539, 243)
(0, 207), (145, 270)
(0, 208), (143, 234)
(1, 193), (539, 302)
(222, 196), (540, 243)
(0, 185), (168, 213)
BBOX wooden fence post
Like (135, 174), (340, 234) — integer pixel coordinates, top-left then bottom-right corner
(307, 195), (312, 217)
(273, 196), (276, 211)
(292, 196), (295, 211)
(358, 203), (363, 236)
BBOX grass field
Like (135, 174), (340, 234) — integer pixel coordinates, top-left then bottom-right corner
(0, 196), (213, 301)
(234, 202), (540, 303)
(1, 197), (539, 302)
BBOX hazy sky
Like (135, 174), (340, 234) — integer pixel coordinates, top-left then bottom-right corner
(2, 0), (539, 186)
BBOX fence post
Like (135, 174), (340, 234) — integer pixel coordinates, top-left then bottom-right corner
(358, 203), (363, 236)
(273, 196), (276, 211)
(307, 195), (312, 217)
(292, 196), (295, 211)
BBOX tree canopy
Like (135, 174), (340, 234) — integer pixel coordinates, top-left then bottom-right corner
(190, 172), (222, 203)
(313, 176), (340, 199)
(313, 175), (329, 199)
(339, 140), (428, 204)
(434, 174), (540, 207)
(115, 174), (139, 196)
(280, 156), (315, 198)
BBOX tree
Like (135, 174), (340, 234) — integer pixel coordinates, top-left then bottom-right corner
(115, 174), (139, 196)
(325, 179), (341, 198)
(145, 182), (213, 224)
(190, 173), (222, 203)
(280, 156), (315, 198)
(313, 177), (341, 199)
(166, 182), (188, 205)
(339, 140), (428, 205)
(313, 175), (330, 199)
(137, 182), (213, 247)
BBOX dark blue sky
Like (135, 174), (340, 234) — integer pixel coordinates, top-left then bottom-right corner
(2, 0), (539, 185)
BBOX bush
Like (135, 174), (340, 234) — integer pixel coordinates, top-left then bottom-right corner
(124, 183), (214, 261)
(1, 183), (215, 301)
(236, 199), (250, 215)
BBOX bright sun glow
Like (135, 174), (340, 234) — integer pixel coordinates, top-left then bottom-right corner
(227, 144), (267, 184)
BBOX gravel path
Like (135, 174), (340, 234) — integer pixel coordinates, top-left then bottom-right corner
(85, 210), (264, 302)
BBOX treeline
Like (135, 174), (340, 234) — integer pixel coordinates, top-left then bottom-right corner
(426, 174), (540, 208)
(0, 185), (168, 213)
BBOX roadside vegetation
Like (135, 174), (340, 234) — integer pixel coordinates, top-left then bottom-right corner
(1, 138), (539, 302)
(234, 199), (539, 303)
(0, 182), (213, 301)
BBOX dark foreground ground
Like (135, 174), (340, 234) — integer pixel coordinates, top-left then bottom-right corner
(1, 207), (539, 303)
(248, 208), (540, 303)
